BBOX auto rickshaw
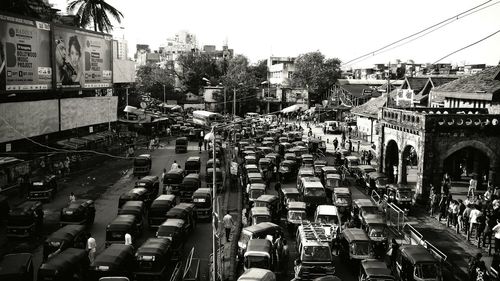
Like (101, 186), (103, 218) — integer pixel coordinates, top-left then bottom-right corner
(27, 175), (57, 201)
(279, 187), (301, 210)
(248, 183), (266, 204)
(117, 201), (145, 234)
(43, 224), (88, 261)
(133, 238), (172, 281)
(258, 158), (273, 179)
(175, 137), (188, 153)
(237, 222), (282, 261)
(134, 154), (152, 177)
(60, 199), (95, 227)
(344, 156), (360, 174)
(247, 172), (265, 186)
(321, 166), (339, 184)
(324, 174), (341, 193)
(308, 138), (326, 154)
(359, 259), (395, 281)
(302, 181), (328, 212)
(206, 168), (223, 191)
(0, 253), (33, 281)
(245, 164), (260, 175)
(278, 160), (297, 182)
(179, 173), (201, 202)
(286, 201), (308, 234)
(366, 172), (389, 196)
(250, 207), (272, 225)
(243, 239), (274, 271)
(156, 218), (187, 260)
(393, 245), (442, 281)
(352, 199), (381, 229)
(278, 142), (292, 156)
(313, 160), (327, 177)
(332, 187), (352, 221)
(363, 214), (388, 259)
(37, 248), (89, 281)
(296, 166), (315, 187)
(163, 169), (185, 195)
(262, 141), (274, 149)
(118, 188), (150, 210)
(254, 195), (281, 223)
(245, 155), (258, 166)
(6, 201), (43, 238)
(135, 175), (160, 203)
(356, 165), (377, 187)
(105, 214), (138, 247)
(292, 146), (308, 159)
(89, 244), (135, 281)
(301, 154), (314, 167)
(192, 188), (212, 220)
(237, 268), (276, 281)
(256, 147), (273, 159)
(339, 228), (373, 265)
(166, 203), (197, 232)
(148, 194), (177, 228)
(184, 156), (201, 175)
(385, 184), (414, 213)
(292, 140), (306, 147)
(265, 153), (280, 169)
(206, 158), (221, 172)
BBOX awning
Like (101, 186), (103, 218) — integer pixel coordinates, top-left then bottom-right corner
(124, 105), (137, 113)
(281, 105), (299, 114)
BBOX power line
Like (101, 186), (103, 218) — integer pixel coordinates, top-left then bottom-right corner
(342, 0), (495, 66)
(432, 28), (500, 64)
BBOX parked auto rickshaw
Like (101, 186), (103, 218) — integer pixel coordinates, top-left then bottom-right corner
(237, 268), (276, 281)
(6, 201), (43, 238)
(283, 152), (297, 163)
(206, 168), (223, 191)
(175, 137), (188, 153)
(38, 248), (89, 281)
(321, 166), (339, 184)
(206, 158), (221, 172)
(27, 175), (57, 201)
(324, 174), (341, 193)
(247, 172), (265, 187)
(308, 138), (326, 154)
(265, 153), (280, 169)
(258, 158), (273, 179)
(185, 156), (201, 174)
(356, 165), (377, 186)
(60, 199), (95, 227)
(278, 142), (292, 156)
(237, 222), (282, 261)
(156, 219), (186, 260)
(148, 194), (177, 228)
(163, 168), (185, 195)
(363, 214), (388, 259)
(385, 184), (414, 213)
(179, 173), (201, 202)
(279, 187), (301, 209)
(89, 244), (135, 281)
(332, 187), (352, 221)
(166, 203), (197, 232)
(250, 207), (272, 225)
(286, 201), (308, 234)
(278, 160), (297, 182)
(245, 155), (258, 166)
(134, 154), (152, 177)
(313, 160), (327, 177)
(133, 238), (172, 281)
(344, 156), (360, 174)
(243, 239), (274, 271)
(192, 188), (212, 220)
(301, 154), (314, 167)
(135, 175), (159, 201)
(118, 188), (150, 210)
(254, 195), (281, 223)
(105, 215), (138, 247)
(393, 245), (442, 281)
(359, 259), (395, 281)
(339, 228), (373, 265)
(352, 199), (381, 228)
(248, 183), (266, 204)
(117, 201), (145, 234)
(43, 224), (89, 261)
(245, 164), (260, 175)
(366, 172), (389, 196)
(0, 253), (33, 281)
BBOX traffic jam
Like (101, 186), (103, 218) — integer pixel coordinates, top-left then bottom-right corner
(0, 109), (444, 281)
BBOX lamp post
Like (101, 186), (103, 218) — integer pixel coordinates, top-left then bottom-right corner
(125, 87), (129, 119)
(261, 81), (270, 114)
(163, 84), (166, 114)
(233, 82), (243, 120)
(204, 126), (218, 281)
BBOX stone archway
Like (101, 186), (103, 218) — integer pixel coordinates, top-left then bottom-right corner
(385, 140), (399, 183)
(401, 145), (418, 185)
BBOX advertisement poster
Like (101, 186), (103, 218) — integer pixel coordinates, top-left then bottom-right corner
(53, 26), (112, 89)
(0, 14), (52, 91)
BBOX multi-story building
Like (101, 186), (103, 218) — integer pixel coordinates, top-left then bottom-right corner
(202, 44), (233, 60)
(268, 56), (295, 86)
(135, 44), (151, 67)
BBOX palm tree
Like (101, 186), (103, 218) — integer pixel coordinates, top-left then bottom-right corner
(68, 0), (123, 33)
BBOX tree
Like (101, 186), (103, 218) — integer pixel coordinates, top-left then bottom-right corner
(3, 0), (55, 20)
(292, 51), (341, 104)
(135, 64), (176, 102)
(176, 52), (223, 94)
(68, 0), (123, 33)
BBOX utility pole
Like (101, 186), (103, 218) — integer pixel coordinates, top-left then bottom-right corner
(126, 87), (129, 119)
(233, 88), (236, 120)
(163, 84), (166, 114)
(386, 62), (391, 108)
(224, 87), (227, 115)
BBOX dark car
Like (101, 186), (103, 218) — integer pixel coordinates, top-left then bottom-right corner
(0, 253), (33, 281)
(133, 238), (173, 281)
(118, 188), (150, 210)
(60, 199), (95, 227)
(37, 248), (89, 281)
(6, 201), (43, 238)
(43, 224), (89, 261)
(27, 175), (57, 201)
(148, 195), (177, 228)
(135, 176), (160, 203)
(89, 244), (135, 281)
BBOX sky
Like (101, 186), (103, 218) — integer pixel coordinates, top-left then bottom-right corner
(49, 0), (500, 68)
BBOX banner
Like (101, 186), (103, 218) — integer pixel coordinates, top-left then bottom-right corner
(0, 14), (52, 91)
(53, 26), (112, 89)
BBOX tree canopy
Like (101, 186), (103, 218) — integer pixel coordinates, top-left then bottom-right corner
(68, 0), (123, 33)
(175, 52), (223, 93)
(135, 64), (176, 102)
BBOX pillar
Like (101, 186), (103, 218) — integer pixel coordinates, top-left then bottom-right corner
(377, 125), (385, 173)
(397, 150), (405, 184)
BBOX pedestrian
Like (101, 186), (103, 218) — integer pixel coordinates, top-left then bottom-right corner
(149, 138), (155, 151)
(333, 137), (338, 151)
(69, 192), (76, 203)
(204, 139), (208, 151)
(367, 151), (373, 165)
(492, 219), (500, 253)
(87, 235), (96, 263)
(389, 238), (399, 269)
(198, 139), (203, 153)
(170, 160), (180, 171)
(64, 156), (71, 174)
(125, 232), (132, 245)
(281, 239), (289, 273)
(223, 211), (234, 242)
(469, 176), (478, 198)
(357, 140), (360, 153)
(469, 205), (483, 239)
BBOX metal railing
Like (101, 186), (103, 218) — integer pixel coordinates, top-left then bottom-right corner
(386, 202), (405, 233)
(403, 223), (447, 263)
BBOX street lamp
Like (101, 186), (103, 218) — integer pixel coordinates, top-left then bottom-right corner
(233, 82), (244, 120)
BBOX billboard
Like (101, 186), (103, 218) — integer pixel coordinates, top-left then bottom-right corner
(0, 100), (59, 143)
(53, 26), (112, 89)
(60, 96), (118, 131)
(112, 59), (135, 83)
(0, 14), (52, 91)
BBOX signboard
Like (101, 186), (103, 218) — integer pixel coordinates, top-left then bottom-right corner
(53, 26), (112, 89)
(0, 14), (52, 91)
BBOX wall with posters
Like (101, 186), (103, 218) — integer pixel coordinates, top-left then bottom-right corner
(53, 26), (113, 89)
(60, 96), (118, 131)
(0, 100), (59, 143)
(0, 14), (52, 91)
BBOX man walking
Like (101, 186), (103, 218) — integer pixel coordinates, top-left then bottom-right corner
(87, 235), (96, 263)
(223, 211), (234, 242)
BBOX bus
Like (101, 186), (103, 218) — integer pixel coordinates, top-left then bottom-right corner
(192, 111), (223, 128)
(0, 157), (30, 193)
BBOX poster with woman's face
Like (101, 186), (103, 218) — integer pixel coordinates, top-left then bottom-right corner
(54, 34), (83, 88)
